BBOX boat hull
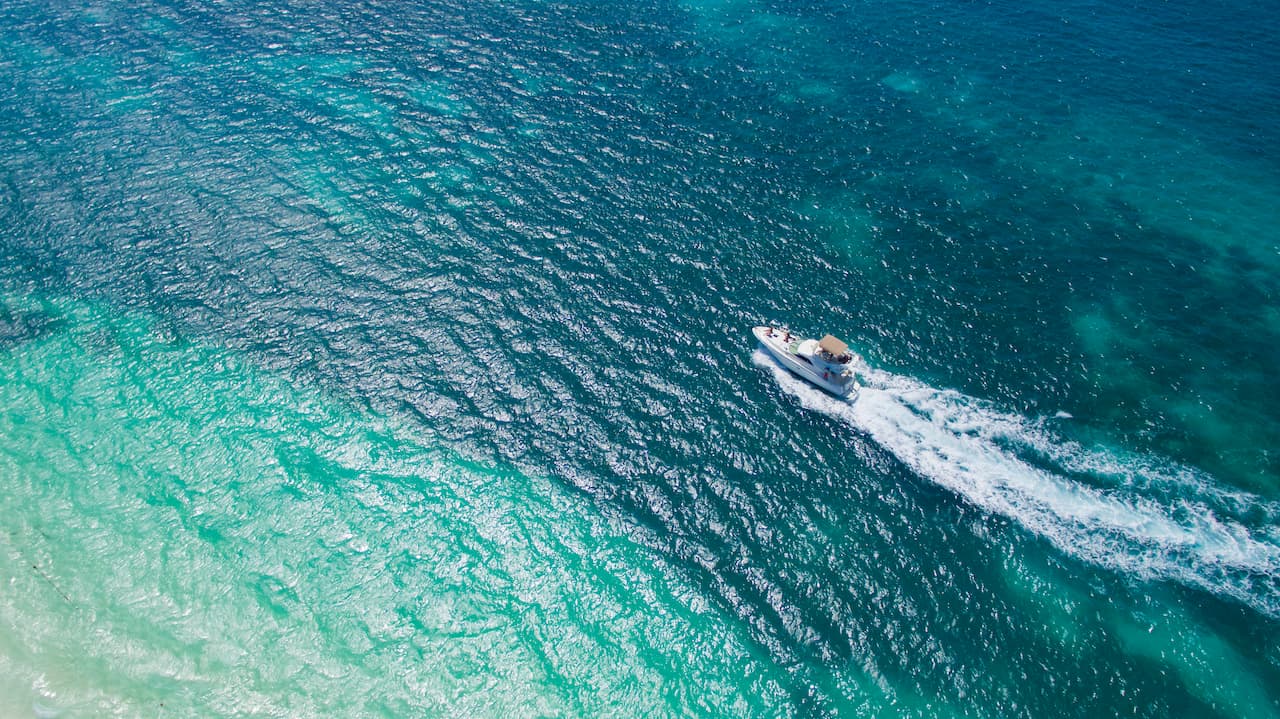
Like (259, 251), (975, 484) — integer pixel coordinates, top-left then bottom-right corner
(753, 326), (857, 398)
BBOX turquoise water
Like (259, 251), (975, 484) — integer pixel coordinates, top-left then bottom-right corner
(1, 0), (1278, 716)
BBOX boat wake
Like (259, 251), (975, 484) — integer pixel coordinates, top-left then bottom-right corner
(753, 350), (1280, 617)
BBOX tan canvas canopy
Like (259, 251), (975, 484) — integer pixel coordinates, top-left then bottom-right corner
(818, 334), (849, 356)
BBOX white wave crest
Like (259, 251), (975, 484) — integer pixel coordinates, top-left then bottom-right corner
(753, 349), (1280, 617)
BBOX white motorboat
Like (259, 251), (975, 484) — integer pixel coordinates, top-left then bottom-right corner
(753, 326), (859, 397)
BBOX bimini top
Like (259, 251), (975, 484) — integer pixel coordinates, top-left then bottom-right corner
(818, 334), (850, 357)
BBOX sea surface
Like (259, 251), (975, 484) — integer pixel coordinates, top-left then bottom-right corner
(1, 0), (1278, 716)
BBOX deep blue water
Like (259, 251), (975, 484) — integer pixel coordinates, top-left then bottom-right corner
(1, 0), (1278, 716)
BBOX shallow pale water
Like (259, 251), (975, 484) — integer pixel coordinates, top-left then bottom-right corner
(1, 0), (1278, 716)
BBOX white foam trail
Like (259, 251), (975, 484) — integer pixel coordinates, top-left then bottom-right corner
(753, 350), (1280, 616)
